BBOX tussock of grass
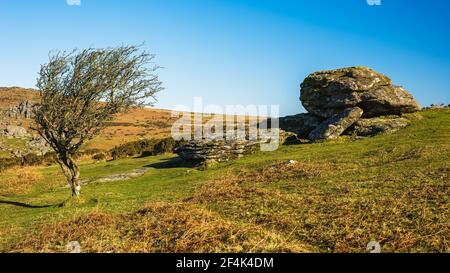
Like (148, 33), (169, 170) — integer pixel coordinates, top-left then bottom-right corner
(250, 161), (336, 182)
(193, 161), (333, 203)
(192, 172), (268, 203)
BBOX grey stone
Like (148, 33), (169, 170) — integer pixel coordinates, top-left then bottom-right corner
(279, 113), (323, 138)
(287, 160), (298, 165)
(308, 107), (364, 141)
(3, 125), (29, 138)
(175, 130), (294, 166)
(3, 100), (36, 119)
(350, 116), (411, 137)
(27, 136), (52, 156)
(66, 241), (81, 253)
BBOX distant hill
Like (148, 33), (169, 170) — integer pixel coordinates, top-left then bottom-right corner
(0, 87), (40, 111)
(0, 87), (178, 152)
(0, 87), (259, 155)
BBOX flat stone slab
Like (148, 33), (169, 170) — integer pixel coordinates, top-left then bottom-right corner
(74, 168), (150, 186)
(308, 107), (364, 140)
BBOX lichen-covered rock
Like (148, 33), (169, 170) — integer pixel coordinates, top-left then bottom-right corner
(3, 125), (29, 138)
(308, 107), (364, 141)
(175, 130), (294, 166)
(3, 100), (36, 119)
(27, 136), (53, 156)
(350, 116), (411, 137)
(300, 66), (420, 118)
(279, 113), (323, 138)
(174, 139), (258, 165)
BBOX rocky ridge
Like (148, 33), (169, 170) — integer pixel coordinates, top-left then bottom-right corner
(0, 99), (51, 158)
(175, 131), (294, 166)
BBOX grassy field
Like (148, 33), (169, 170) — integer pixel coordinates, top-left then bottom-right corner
(0, 109), (449, 253)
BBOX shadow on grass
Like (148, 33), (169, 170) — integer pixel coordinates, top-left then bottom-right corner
(145, 157), (200, 169)
(0, 200), (67, 208)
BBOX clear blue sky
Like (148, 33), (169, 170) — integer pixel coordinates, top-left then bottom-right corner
(0, 0), (449, 115)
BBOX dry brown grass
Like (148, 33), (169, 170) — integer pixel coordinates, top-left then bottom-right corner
(4, 202), (314, 253)
(193, 161), (338, 204)
(250, 161), (336, 183)
(88, 108), (179, 150)
(0, 167), (43, 196)
(192, 171), (268, 204)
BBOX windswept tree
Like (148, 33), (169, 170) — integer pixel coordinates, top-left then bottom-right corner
(33, 45), (163, 197)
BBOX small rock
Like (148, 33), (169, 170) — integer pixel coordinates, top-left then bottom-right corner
(424, 103), (450, 110)
(66, 241), (81, 253)
(366, 241), (381, 253)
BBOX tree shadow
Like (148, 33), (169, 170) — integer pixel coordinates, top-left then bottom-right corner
(145, 157), (199, 169)
(283, 138), (312, 146)
(0, 200), (66, 209)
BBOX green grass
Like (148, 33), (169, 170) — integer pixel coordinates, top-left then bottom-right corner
(0, 109), (449, 253)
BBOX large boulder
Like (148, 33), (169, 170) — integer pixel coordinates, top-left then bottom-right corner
(308, 107), (364, 141)
(279, 113), (323, 138)
(350, 116), (411, 137)
(300, 66), (420, 118)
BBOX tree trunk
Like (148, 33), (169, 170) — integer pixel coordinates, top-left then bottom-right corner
(57, 154), (81, 197)
(70, 167), (81, 197)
